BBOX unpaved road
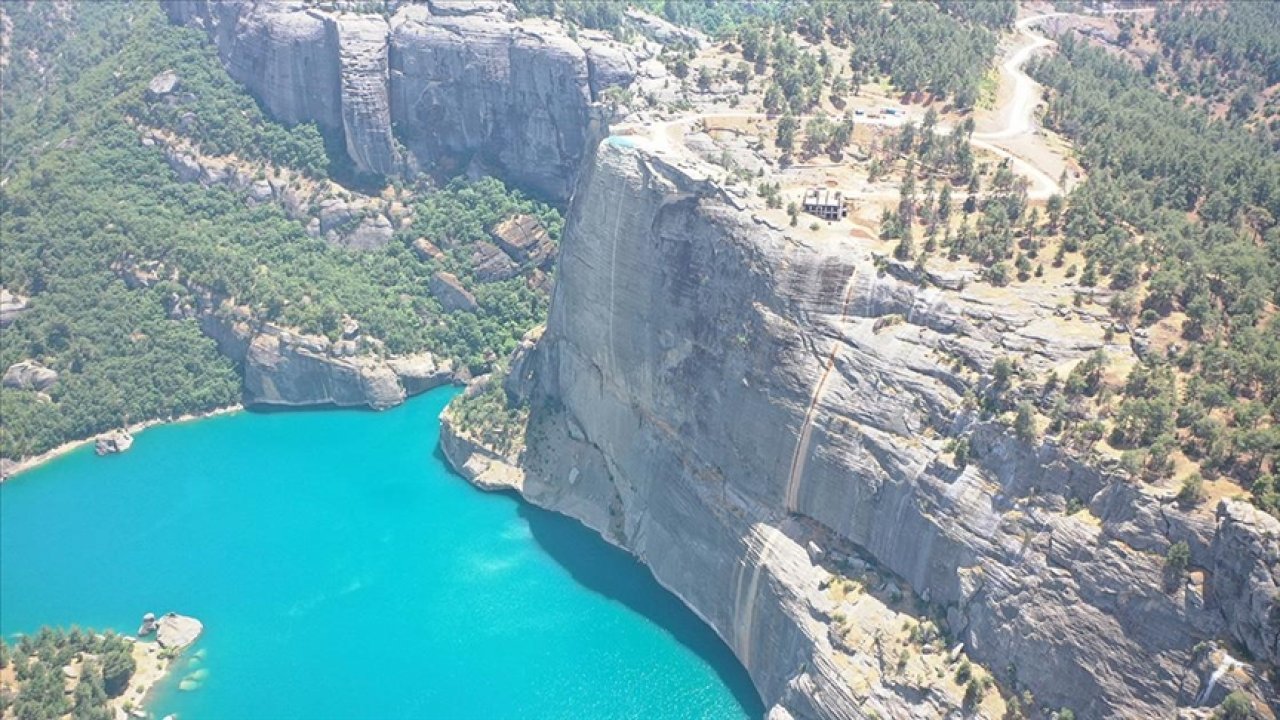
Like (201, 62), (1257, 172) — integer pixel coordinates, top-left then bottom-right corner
(970, 8), (1156, 195)
(626, 7), (1155, 202)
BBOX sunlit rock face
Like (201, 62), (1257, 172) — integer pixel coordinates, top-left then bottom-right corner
(161, 0), (636, 198)
(496, 139), (1280, 719)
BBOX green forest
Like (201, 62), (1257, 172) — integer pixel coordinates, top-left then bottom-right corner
(0, 3), (558, 460)
(1151, 2), (1280, 144)
(0, 628), (136, 720)
(1030, 32), (1280, 515)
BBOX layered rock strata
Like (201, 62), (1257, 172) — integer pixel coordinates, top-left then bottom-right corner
(445, 139), (1280, 719)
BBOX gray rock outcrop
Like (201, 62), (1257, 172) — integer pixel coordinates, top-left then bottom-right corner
(161, 0), (638, 198)
(2, 360), (58, 392)
(469, 241), (519, 282)
(412, 237), (444, 261)
(386, 352), (453, 396)
(490, 214), (554, 266)
(155, 612), (203, 650)
(95, 429), (134, 455)
(0, 288), (30, 327)
(429, 271), (479, 313)
(244, 330), (405, 409)
(195, 295), (455, 410)
(447, 139), (1280, 719)
(342, 213), (395, 250)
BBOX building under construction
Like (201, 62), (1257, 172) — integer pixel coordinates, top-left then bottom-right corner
(802, 188), (847, 221)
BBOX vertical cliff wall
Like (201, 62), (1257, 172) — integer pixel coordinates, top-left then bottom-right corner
(161, 0), (636, 198)
(459, 139), (1280, 719)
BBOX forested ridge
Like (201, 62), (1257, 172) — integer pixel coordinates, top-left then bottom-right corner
(1031, 32), (1280, 516)
(0, 3), (558, 460)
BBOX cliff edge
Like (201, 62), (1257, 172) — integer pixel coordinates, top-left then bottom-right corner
(161, 0), (637, 198)
(446, 137), (1280, 718)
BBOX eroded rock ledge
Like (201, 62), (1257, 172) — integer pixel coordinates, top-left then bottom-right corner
(161, 0), (639, 199)
(444, 139), (1280, 719)
(197, 297), (453, 409)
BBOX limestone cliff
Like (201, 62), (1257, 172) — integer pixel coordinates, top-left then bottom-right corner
(445, 139), (1280, 718)
(197, 299), (452, 410)
(161, 0), (637, 198)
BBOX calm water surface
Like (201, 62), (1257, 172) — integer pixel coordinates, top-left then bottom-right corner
(0, 388), (761, 719)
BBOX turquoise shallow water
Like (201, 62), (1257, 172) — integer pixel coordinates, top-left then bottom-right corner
(0, 388), (761, 719)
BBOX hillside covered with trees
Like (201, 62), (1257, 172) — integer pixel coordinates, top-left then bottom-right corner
(519, 0), (1012, 110)
(1029, 31), (1280, 517)
(0, 3), (559, 460)
(1150, 2), (1280, 142)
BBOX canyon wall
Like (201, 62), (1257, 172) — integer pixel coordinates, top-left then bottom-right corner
(161, 0), (636, 199)
(448, 139), (1280, 718)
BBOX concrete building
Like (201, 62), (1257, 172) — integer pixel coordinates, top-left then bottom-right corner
(802, 188), (847, 221)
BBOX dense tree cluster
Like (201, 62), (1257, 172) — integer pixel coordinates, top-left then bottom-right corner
(812, 1), (1001, 109)
(935, 0), (1016, 31)
(0, 627), (135, 720)
(1031, 37), (1280, 511)
(450, 375), (529, 456)
(1151, 2), (1280, 136)
(0, 3), (560, 459)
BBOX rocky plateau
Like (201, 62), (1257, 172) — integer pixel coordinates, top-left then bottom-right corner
(443, 138), (1280, 719)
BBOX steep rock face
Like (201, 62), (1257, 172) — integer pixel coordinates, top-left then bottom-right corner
(477, 140), (1280, 719)
(244, 330), (405, 409)
(389, 3), (600, 198)
(183, 1), (342, 129)
(162, 0), (636, 197)
(334, 14), (398, 175)
(1208, 502), (1280, 667)
(197, 300), (451, 410)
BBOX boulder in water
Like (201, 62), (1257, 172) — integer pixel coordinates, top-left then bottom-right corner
(95, 429), (134, 456)
(156, 612), (203, 650)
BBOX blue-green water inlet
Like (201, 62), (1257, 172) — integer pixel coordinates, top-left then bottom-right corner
(0, 388), (761, 719)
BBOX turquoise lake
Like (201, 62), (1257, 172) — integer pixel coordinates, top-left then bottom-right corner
(0, 388), (761, 719)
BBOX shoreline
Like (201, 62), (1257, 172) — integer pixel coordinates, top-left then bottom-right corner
(114, 636), (175, 720)
(0, 404), (243, 482)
